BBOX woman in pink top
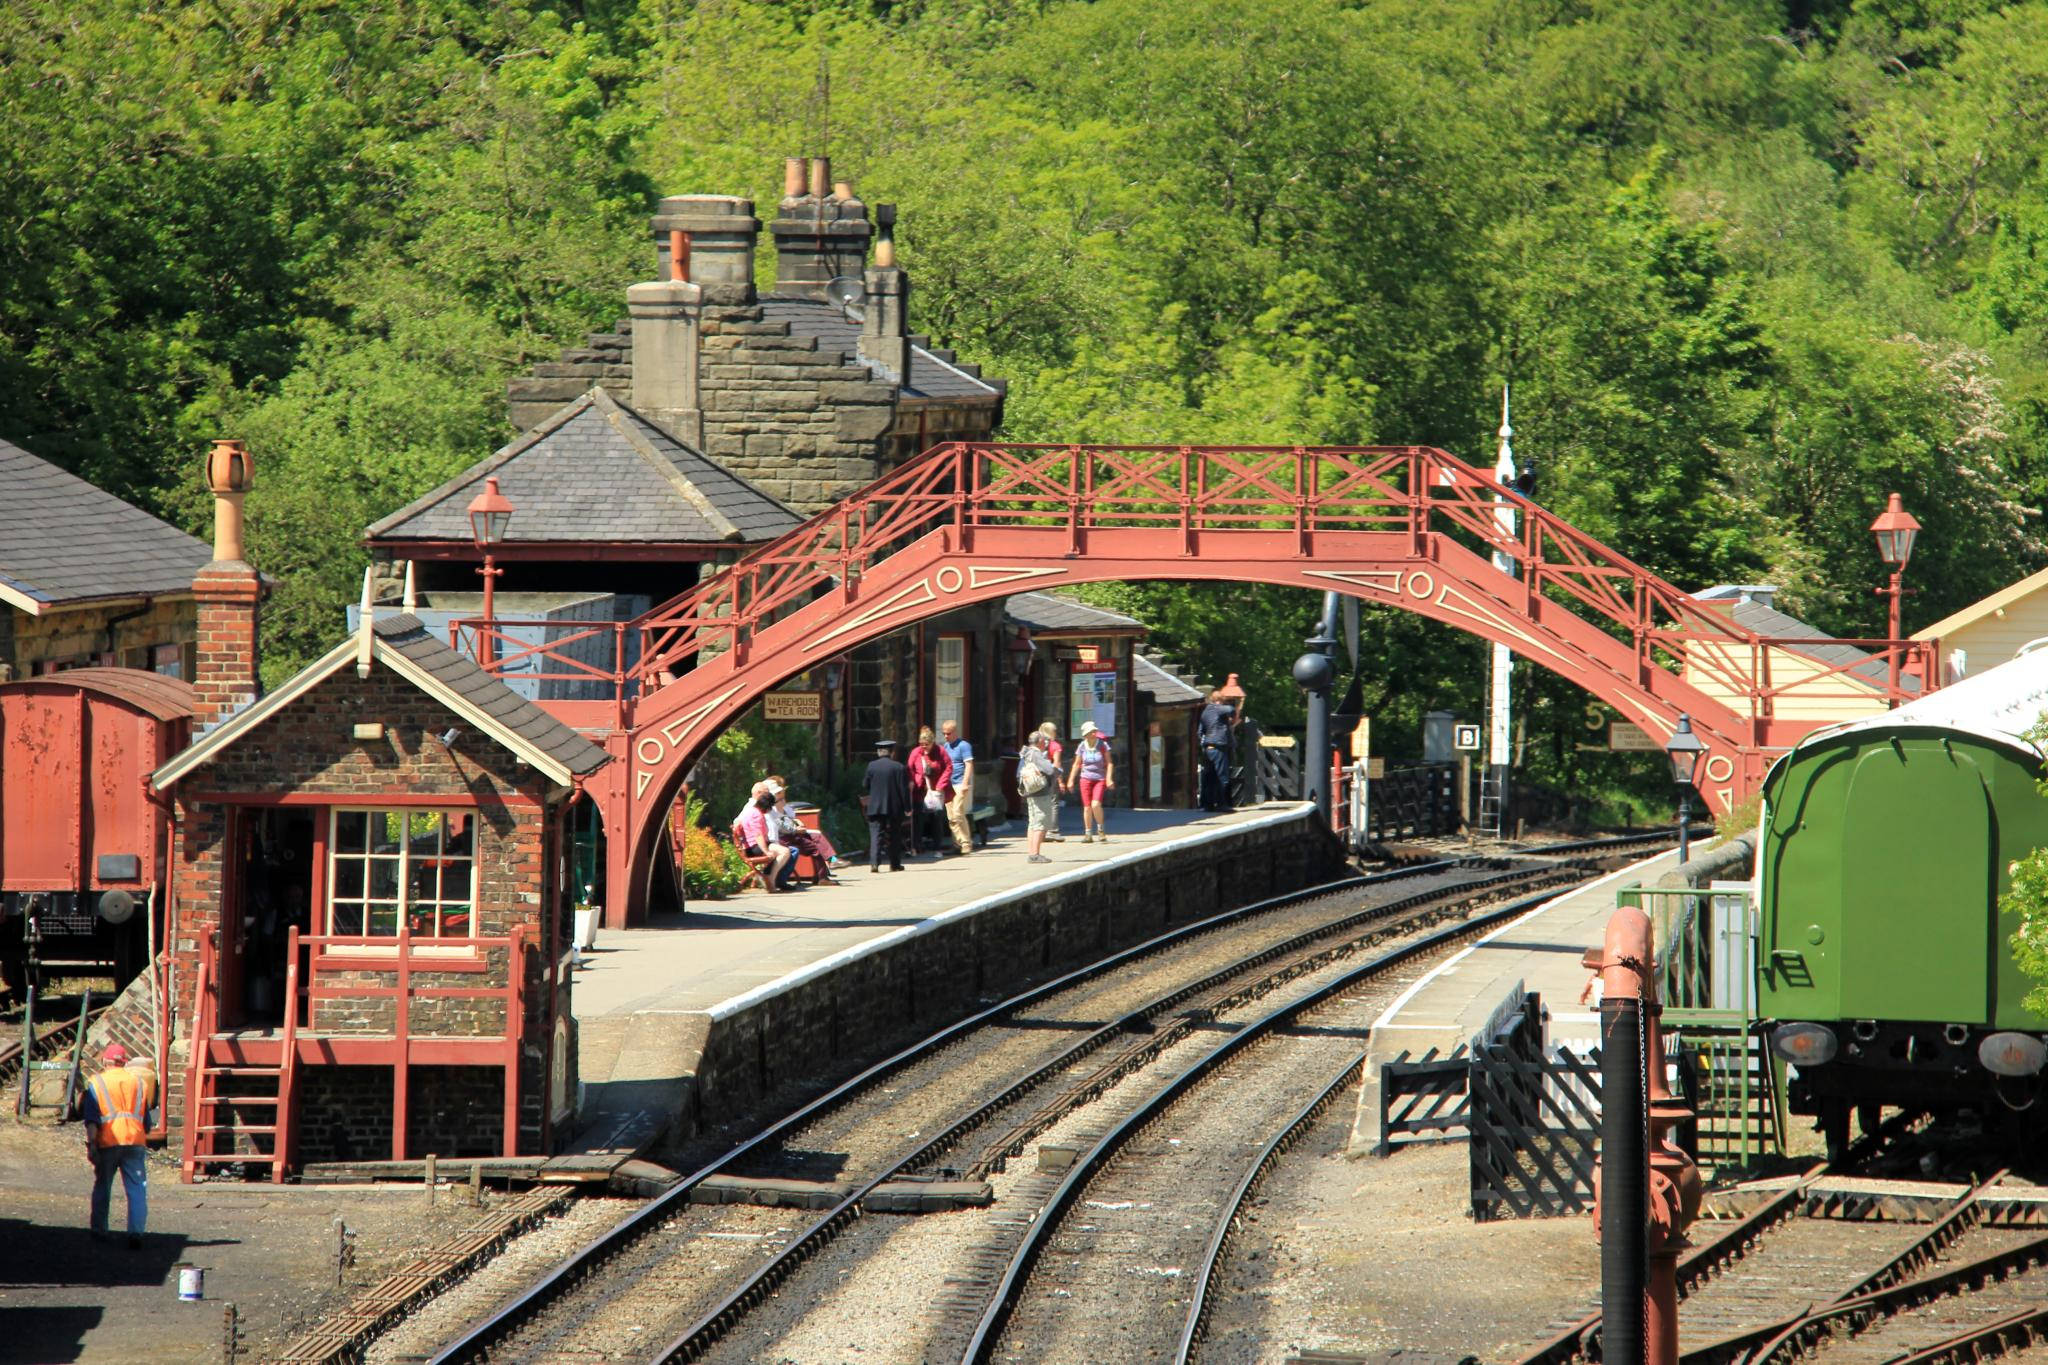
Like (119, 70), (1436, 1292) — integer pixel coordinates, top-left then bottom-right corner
(1064, 720), (1115, 842)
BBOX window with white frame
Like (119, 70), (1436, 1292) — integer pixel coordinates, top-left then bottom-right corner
(935, 635), (967, 732)
(328, 809), (475, 938)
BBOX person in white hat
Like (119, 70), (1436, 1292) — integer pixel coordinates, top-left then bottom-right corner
(1064, 720), (1115, 843)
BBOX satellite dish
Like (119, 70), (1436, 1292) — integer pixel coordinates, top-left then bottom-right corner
(97, 889), (137, 925)
(825, 275), (866, 322)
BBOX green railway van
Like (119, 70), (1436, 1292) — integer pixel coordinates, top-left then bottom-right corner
(1758, 650), (2048, 1152)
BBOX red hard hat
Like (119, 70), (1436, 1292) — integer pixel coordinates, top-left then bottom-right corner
(102, 1043), (129, 1065)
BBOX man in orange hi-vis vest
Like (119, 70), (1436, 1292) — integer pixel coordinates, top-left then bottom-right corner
(82, 1042), (158, 1249)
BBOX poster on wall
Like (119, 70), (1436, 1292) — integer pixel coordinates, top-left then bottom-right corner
(1068, 664), (1118, 739)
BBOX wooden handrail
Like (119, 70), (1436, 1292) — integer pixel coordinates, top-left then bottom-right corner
(179, 929), (217, 1181)
(275, 926), (301, 1182)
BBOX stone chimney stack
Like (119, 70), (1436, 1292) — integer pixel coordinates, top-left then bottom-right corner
(770, 155), (872, 300)
(859, 203), (911, 381)
(630, 195), (758, 445)
(192, 439), (262, 734)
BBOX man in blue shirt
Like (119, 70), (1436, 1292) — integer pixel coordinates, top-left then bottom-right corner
(1197, 688), (1241, 812)
(940, 719), (975, 854)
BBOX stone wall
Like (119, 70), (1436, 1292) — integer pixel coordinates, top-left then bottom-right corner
(694, 306), (896, 513)
(663, 807), (1345, 1145)
(4, 596), (194, 680)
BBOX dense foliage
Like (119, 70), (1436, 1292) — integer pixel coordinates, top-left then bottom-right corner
(7, 0), (2048, 813)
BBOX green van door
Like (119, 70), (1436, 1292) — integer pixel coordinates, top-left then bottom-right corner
(1837, 739), (1994, 1025)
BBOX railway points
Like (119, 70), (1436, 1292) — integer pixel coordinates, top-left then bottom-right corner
(388, 844), (1636, 1364)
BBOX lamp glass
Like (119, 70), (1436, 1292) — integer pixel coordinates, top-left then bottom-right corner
(1665, 717), (1707, 789)
(1875, 525), (1917, 567)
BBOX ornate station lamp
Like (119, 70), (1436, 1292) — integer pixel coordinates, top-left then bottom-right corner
(465, 476), (514, 667)
(1869, 492), (1922, 704)
(1664, 713), (1707, 866)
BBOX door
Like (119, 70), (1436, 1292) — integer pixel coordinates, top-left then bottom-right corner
(1838, 740), (1996, 1024)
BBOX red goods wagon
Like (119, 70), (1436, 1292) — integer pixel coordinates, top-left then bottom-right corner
(0, 669), (194, 997)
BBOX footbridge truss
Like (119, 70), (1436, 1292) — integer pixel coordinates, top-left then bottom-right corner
(455, 443), (1929, 922)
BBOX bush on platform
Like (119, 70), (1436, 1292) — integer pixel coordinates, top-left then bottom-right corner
(679, 793), (750, 900)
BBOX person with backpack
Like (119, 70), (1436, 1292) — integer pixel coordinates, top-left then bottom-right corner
(1034, 721), (1067, 841)
(1017, 730), (1060, 865)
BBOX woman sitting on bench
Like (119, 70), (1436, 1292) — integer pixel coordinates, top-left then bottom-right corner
(736, 789), (798, 892)
(765, 775), (841, 883)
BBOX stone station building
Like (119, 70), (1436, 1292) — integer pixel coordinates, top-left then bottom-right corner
(0, 435), (213, 681)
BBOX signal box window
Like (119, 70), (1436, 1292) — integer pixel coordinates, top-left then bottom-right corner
(329, 809), (475, 938)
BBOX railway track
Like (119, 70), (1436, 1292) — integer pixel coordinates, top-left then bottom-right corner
(950, 878), (1585, 1364)
(0, 993), (109, 1101)
(427, 836), (1662, 1363)
(1508, 1114), (2048, 1365)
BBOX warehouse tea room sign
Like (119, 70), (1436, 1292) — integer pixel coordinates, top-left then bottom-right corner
(763, 691), (824, 723)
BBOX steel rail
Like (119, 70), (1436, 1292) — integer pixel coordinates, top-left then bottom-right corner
(646, 869), (1594, 1365)
(1509, 1112), (1931, 1365)
(1722, 1192), (2048, 1365)
(424, 854), (1554, 1363)
(1886, 1304), (2048, 1365)
(1172, 1046), (1368, 1364)
(959, 880), (1593, 1365)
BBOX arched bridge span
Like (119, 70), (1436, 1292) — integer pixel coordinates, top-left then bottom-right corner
(461, 443), (1911, 923)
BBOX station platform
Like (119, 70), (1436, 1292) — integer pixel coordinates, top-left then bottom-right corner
(568, 803), (1331, 1160)
(1349, 847), (1682, 1152)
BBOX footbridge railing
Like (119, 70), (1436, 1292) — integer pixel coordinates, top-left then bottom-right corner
(453, 443), (1928, 734)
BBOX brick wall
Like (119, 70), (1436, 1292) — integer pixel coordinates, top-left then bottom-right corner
(669, 808), (1345, 1143)
(296, 1067), (394, 1165)
(406, 1064), (506, 1159)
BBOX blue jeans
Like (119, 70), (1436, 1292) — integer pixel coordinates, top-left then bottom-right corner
(91, 1145), (147, 1236)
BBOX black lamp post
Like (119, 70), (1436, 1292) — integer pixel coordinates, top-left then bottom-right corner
(1293, 623), (1338, 823)
(465, 475), (514, 667)
(1869, 492), (1922, 705)
(1664, 713), (1707, 867)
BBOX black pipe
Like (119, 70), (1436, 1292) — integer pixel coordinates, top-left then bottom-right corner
(1601, 995), (1648, 1365)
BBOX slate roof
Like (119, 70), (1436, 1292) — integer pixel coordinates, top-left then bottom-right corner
(758, 299), (1004, 400)
(1691, 585), (1919, 694)
(1003, 591), (1146, 635)
(154, 612), (610, 790)
(370, 615), (611, 776)
(1134, 653), (1205, 707)
(367, 389), (802, 546)
(0, 437), (213, 612)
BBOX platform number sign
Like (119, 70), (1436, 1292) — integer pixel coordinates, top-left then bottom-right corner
(1453, 723), (1481, 752)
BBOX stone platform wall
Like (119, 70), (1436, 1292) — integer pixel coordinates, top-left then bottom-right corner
(668, 807), (1345, 1144)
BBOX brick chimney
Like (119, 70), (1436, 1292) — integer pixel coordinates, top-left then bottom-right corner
(770, 156), (872, 300)
(858, 203), (911, 381)
(629, 195), (758, 446)
(192, 439), (262, 733)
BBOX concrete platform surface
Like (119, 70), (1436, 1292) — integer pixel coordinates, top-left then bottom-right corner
(1351, 848), (1680, 1150)
(569, 803), (1310, 1157)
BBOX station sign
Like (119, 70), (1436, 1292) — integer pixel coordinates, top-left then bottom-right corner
(762, 690), (824, 723)
(1453, 723), (1481, 751)
(1609, 722), (1657, 752)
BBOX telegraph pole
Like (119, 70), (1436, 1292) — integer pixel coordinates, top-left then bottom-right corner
(1484, 385), (1517, 838)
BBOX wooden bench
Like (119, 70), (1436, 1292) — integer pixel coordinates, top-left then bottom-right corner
(730, 822), (779, 892)
(968, 804), (999, 848)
